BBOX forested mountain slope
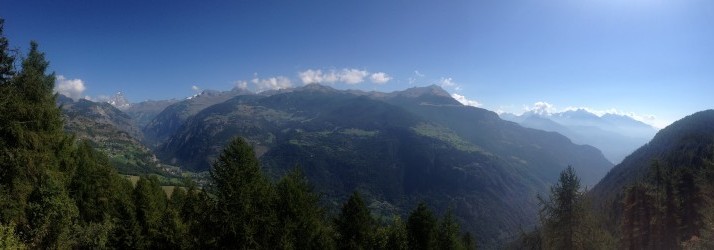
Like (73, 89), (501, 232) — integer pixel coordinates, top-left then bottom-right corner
(142, 88), (250, 146)
(57, 95), (167, 175)
(590, 109), (714, 249)
(591, 110), (714, 202)
(154, 84), (612, 246)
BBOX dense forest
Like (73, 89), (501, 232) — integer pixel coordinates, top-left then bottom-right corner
(0, 19), (476, 249)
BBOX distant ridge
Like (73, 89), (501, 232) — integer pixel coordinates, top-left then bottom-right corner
(500, 109), (657, 163)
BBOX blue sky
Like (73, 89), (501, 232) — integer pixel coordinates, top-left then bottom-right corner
(2, 0), (712, 128)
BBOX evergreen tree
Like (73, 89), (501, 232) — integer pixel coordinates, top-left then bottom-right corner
(0, 40), (79, 248)
(676, 168), (703, 242)
(208, 137), (277, 249)
(407, 202), (438, 250)
(0, 18), (15, 84)
(539, 166), (611, 249)
(619, 161), (707, 249)
(0, 15), (17, 229)
(538, 166), (581, 249)
(69, 141), (117, 222)
(133, 176), (168, 248)
(461, 232), (477, 250)
(275, 168), (334, 250)
(647, 161), (679, 249)
(0, 223), (25, 249)
(25, 173), (79, 249)
(437, 209), (464, 250)
(150, 185), (190, 248)
(375, 216), (408, 250)
(335, 191), (375, 250)
(155, 203), (188, 249)
(621, 183), (656, 250)
(179, 181), (211, 248)
(515, 227), (543, 250)
(108, 177), (141, 249)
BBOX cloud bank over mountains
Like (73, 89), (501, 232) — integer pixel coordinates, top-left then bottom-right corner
(298, 68), (391, 85)
(231, 68), (393, 93)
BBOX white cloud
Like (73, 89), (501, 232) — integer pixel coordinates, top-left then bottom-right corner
(524, 101), (556, 115)
(409, 70), (425, 85)
(451, 93), (482, 107)
(370, 72), (391, 84)
(191, 85), (201, 92)
(298, 68), (387, 85)
(437, 77), (461, 91)
(234, 80), (248, 90)
(251, 76), (292, 92)
(339, 69), (368, 84)
(54, 75), (86, 100)
(438, 77), (456, 88)
(298, 69), (327, 84)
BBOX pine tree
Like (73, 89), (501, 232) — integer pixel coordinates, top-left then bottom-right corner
(621, 184), (656, 250)
(462, 232), (477, 250)
(335, 191), (375, 250)
(376, 216), (408, 250)
(208, 137), (277, 249)
(539, 166), (581, 249)
(0, 18), (15, 84)
(69, 141), (117, 222)
(407, 202), (438, 250)
(0, 40), (79, 248)
(179, 180), (210, 248)
(133, 176), (168, 248)
(155, 203), (188, 249)
(0, 223), (25, 249)
(676, 168), (703, 242)
(275, 168), (333, 250)
(647, 161), (679, 249)
(0, 16), (18, 227)
(107, 177), (141, 249)
(25, 172), (79, 249)
(539, 166), (611, 249)
(437, 209), (464, 250)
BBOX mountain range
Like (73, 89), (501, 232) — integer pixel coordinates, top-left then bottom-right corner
(53, 82), (714, 248)
(500, 110), (658, 164)
(60, 84), (629, 246)
(124, 84), (609, 246)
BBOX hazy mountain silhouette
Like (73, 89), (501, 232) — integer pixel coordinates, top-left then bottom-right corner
(501, 110), (657, 164)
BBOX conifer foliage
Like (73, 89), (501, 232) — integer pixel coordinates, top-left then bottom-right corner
(516, 166), (613, 250)
(620, 162), (706, 250)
